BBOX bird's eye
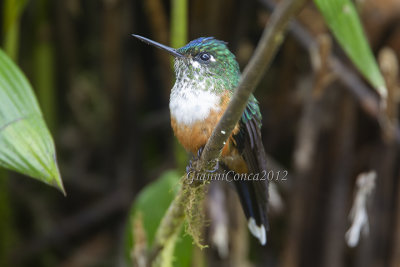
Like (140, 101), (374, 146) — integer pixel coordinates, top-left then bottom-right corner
(199, 52), (211, 62)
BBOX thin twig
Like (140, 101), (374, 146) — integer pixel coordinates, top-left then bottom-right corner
(145, 0), (310, 264)
(258, 0), (380, 116)
(260, 0), (400, 143)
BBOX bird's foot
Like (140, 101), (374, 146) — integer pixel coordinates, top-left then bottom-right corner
(186, 147), (204, 174)
(186, 159), (195, 174)
(186, 146), (220, 174)
(207, 159), (220, 173)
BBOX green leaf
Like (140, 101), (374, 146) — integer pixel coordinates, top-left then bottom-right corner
(0, 48), (64, 194)
(125, 170), (193, 266)
(314, 0), (387, 99)
(173, 232), (193, 267)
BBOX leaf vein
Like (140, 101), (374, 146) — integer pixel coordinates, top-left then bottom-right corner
(0, 116), (26, 132)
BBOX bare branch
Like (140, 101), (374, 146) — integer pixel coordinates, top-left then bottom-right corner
(259, 0), (380, 116)
(200, 0), (310, 165)
(260, 0), (400, 144)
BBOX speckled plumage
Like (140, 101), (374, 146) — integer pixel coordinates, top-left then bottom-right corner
(175, 37), (240, 94)
(170, 37), (261, 127)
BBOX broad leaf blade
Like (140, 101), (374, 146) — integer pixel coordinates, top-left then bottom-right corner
(314, 0), (387, 100)
(125, 170), (193, 266)
(0, 49), (64, 194)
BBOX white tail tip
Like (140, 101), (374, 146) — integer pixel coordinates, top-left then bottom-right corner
(248, 217), (267, 245)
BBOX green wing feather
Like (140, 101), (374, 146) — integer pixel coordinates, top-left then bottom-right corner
(232, 94), (269, 244)
(241, 95), (262, 128)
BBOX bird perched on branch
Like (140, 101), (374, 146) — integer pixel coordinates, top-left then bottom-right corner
(133, 35), (269, 245)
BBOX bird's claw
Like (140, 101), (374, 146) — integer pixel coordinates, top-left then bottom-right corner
(186, 159), (194, 174)
(207, 160), (220, 173)
(186, 147), (203, 174)
(197, 146), (204, 158)
(186, 146), (219, 174)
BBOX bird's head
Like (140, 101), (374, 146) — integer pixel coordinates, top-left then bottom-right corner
(133, 35), (240, 92)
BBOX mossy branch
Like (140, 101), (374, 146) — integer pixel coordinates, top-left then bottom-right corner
(145, 0), (309, 264)
(147, 181), (187, 265)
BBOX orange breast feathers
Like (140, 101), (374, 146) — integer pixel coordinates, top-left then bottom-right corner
(170, 91), (240, 157)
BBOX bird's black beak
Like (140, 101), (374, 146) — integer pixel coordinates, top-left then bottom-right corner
(132, 34), (184, 58)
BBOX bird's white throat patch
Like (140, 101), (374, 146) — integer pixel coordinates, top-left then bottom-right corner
(170, 83), (220, 125)
(170, 59), (221, 125)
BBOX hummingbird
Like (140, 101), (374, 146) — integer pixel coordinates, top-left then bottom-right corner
(133, 34), (269, 245)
